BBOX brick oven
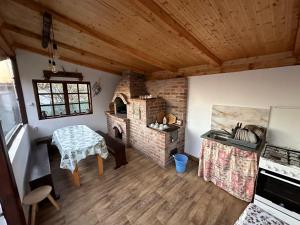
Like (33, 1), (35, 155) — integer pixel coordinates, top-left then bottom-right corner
(106, 71), (187, 167)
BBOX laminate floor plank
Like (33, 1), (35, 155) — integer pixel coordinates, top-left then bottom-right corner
(37, 148), (247, 225)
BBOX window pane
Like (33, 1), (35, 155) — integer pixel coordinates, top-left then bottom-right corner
(41, 105), (53, 117)
(78, 84), (88, 93)
(69, 94), (78, 103)
(80, 103), (90, 113)
(67, 84), (78, 93)
(0, 59), (22, 140)
(70, 104), (79, 114)
(37, 82), (50, 93)
(53, 94), (65, 104)
(79, 94), (88, 102)
(51, 83), (63, 93)
(54, 105), (66, 116)
(39, 95), (52, 105)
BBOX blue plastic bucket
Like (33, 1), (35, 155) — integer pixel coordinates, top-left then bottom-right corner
(174, 154), (188, 173)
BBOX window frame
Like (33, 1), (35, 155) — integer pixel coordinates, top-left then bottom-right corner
(0, 57), (27, 149)
(32, 80), (93, 120)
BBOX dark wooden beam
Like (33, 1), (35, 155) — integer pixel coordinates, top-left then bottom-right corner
(136, 0), (221, 66)
(147, 51), (297, 80)
(11, 0), (177, 72)
(13, 43), (121, 75)
(43, 70), (83, 81)
(294, 18), (300, 55)
(0, 31), (14, 57)
(1, 23), (145, 73)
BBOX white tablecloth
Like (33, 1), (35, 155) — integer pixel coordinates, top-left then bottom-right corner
(52, 125), (108, 172)
(235, 203), (289, 225)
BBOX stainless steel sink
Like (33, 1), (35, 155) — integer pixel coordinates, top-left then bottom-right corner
(201, 130), (261, 152)
(205, 130), (232, 141)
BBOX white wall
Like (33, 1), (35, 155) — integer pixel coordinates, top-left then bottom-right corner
(185, 65), (300, 157)
(16, 49), (121, 138)
(8, 125), (31, 220)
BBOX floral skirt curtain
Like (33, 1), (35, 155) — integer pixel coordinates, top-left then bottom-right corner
(198, 139), (258, 202)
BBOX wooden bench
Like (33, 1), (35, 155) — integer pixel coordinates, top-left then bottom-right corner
(96, 131), (128, 169)
(34, 136), (54, 161)
(29, 143), (59, 199)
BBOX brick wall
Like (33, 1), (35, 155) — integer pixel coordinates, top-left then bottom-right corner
(127, 98), (166, 166)
(106, 73), (188, 167)
(113, 73), (131, 98)
(145, 77), (188, 124)
(145, 77), (188, 157)
(106, 113), (130, 146)
(129, 72), (147, 98)
(113, 71), (146, 100)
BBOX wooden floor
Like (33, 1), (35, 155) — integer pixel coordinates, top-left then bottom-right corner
(38, 148), (248, 225)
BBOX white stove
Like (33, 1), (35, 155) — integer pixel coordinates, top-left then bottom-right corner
(254, 107), (300, 225)
(259, 145), (300, 181)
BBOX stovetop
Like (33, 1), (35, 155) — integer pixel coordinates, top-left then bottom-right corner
(259, 144), (300, 180)
(263, 145), (300, 168)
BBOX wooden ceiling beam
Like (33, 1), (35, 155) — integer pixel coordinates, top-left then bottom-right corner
(0, 13), (14, 57)
(1, 23), (145, 73)
(11, 0), (177, 72)
(294, 18), (300, 55)
(136, 0), (221, 66)
(0, 30), (14, 57)
(147, 51), (298, 80)
(13, 43), (121, 75)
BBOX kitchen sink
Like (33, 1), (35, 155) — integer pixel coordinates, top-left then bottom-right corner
(206, 130), (232, 141)
(201, 130), (262, 152)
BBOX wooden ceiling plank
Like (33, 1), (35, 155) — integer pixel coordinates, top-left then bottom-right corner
(11, 0), (177, 72)
(13, 42), (121, 75)
(222, 51), (294, 66)
(148, 51), (298, 80)
(136, 0), (221, 66)
(1, 23), (145, 73)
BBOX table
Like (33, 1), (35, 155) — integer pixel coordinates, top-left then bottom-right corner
(52, 125), (108, 186)
(198, 138), (258, 202)
(235, 203), (288, 225)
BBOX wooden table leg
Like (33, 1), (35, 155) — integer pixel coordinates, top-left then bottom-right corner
(47, 194), (60, 210)
(31, 203), (37, 225)
(73, 165), (80, 187)
(97, 155), (103, 176)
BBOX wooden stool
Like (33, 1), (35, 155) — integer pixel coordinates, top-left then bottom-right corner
(23, 185), (60, 225)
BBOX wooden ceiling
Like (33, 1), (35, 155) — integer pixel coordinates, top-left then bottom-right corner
(0, 0), (299, 79)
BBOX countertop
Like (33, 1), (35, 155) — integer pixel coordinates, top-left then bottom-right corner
(147, 124), (181, 134)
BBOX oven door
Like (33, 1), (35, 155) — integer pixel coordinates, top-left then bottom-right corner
(256, 169), (300, 214)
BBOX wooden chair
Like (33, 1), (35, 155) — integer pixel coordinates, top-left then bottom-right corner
(23, 185), (60, 225)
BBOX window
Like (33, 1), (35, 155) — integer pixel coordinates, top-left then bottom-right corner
(0, 59), (23, 145)
(33, 80), (92, 120)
